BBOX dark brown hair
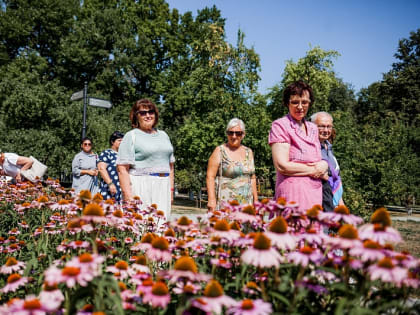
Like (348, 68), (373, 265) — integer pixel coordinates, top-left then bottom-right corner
(283, 80), (314, 107)
(129, 99), (159, 128)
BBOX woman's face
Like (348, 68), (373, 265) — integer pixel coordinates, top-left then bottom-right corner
(288, 90), (311, 122)
(226, 125), (244, 148)
(112, 138), (123, 151)
(137, 106), (155, 131)
(81, 140), (93, 153)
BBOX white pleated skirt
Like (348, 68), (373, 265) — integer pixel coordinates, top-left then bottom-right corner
(130, 174), (171, 219)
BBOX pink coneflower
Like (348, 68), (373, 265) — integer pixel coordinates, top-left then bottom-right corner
(210, 258), (233, 269)
(4, 295), (47, 314)
(327, 224), (362, 249)
(227, 299), (273, 315)
(160, 256), (211, 283)
(241, 233), (283, 268)
(67, 240), (90, 250)
(68, 253), (104, 276)
(18, 220), (29, 229)
(255, 198), (283, 218)
(142, 281), (171, 309)
(131, 255), (151, 274)
(288, 246), (324, 267)
(39, 282), (65, 312)
(146, 236), (172, 262)
(136, 278), (154, 296)
(368, 257), (408, 286)
(211, 219), (241, 242)
(358, 208), (401, 245)
(1, 273), (28, 293)
(130, 233), (156, 252)
(49, 199), (79, 212)
(0, 257), (26, 274)
(8, 228), (20, 235)
(81, 203), (107, 223)
(318, 205), (363, 226)
(44, 265), (93, 288)
(171, 216), (196, 232)
(349, 240), (385, 262)
(298, 227), (327, 247)
(106, 260), (132, 280)
(172, 281), (201, 295)
(230, 205), (261, 224)
(242, 281), (261, 296)
(198, 280), (237, 314)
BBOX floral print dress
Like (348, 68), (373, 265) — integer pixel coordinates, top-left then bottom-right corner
(217, 145), (255, 208)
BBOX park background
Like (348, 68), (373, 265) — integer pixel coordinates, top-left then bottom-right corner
(0, 0), (419, 217)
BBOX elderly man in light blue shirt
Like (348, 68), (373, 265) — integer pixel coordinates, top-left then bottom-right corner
(311, 112), (344, 207)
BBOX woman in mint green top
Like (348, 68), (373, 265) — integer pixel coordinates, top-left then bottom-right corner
(117, 99), (174, 219)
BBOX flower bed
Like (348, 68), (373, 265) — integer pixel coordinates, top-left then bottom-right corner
(0, 179), (419, 314)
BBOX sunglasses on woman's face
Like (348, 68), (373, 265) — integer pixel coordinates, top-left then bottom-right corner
(136, 109), (155, 116)
(227, 131), (244, 137)
(82, 143), (92, 147)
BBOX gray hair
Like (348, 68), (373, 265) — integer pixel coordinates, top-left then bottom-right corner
(310, 111), (333, 123)
(226, 118), (245, 132)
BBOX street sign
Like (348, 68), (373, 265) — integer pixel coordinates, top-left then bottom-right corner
(88, 97), (112, 109)
(70, 90), (84, 101)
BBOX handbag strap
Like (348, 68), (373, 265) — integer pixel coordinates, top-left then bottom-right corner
(216, 145), (223, 208)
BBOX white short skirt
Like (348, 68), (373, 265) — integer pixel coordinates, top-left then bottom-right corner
(130, 174), (171, 219)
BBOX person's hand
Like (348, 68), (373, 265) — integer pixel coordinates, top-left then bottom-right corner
(207, 199), (216, 211)
(15, 172), (22, 182)
(87, 169), (98, 176)
(308, 161), (328, 179)
(109, 183), (117, 195)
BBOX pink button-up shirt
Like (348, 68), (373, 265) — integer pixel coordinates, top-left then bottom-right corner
(268, 114), (322, 210)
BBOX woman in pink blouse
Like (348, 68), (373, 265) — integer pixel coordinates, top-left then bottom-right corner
(268, 81), (328, 211)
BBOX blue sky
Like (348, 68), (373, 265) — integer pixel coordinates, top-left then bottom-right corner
(166, 0), (420, 94)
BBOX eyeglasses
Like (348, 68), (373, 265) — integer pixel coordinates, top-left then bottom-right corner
(227, 131), (244, 137)
(318, 125), (333, 130)
(136, 109), (155, 116)
(290, 100), (310, 107)
(83, 143), (92, 146)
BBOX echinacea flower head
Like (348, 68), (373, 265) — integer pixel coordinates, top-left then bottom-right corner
(92, 193), (103, 203)
(142, 281), (171, 308)
(368, 257), (408, 286)
(79, 190), (92, 201)
(160, 256), (210, 283)
(82, 203), (104, 217)
(172, 216), (193, 231)
(328, 224), (362, 250)
(370, 207), (391, 228)
(5, 295), (46, 314)
(334, 205), (350, 215)
(37, 195), (49, 203)
(1, 273), (28, 293)
(306, 205), (322, 219)
(288, 246), (324, 267)
(146, 237), (172, 262)
(227, 299), (273, 315)
(39, 282), (65, 312)
(1, 257), (26, 274)
(241, 233), (283, 268)
(349, 239), (385, 262)
(200, 280), (237, 314)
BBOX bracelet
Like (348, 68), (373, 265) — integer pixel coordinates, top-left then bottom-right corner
(108, 182), (114, 186)
(171, 188), (174, 191)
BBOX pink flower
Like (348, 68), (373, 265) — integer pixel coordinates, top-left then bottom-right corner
(1, 273), (29, 293)
(349, 240), (385, 262)
(358, 224), (402, 245)
(142, 281), (171, 308)
(227, 299), (272, 315)
(146, 237), (172, 262)
(3, 295), (47, 314)
(44, 265), (93, 288)
(288, 246), (324, 267)
(211, 258), (233, 269)
(106, 260), (132, 280)
(241, 233), (283, 268)
(0, 257), (26, 274)
(160, 256), (211, 283)
(39, 282), (65, 312)
(172, 281), (201, 295)
(198, 280), (237, 314)
(368, 257), (408, 286)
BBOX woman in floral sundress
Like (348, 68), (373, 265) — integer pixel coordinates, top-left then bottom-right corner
(206, 118), (258, 211)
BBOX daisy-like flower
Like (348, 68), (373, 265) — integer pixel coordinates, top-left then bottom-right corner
(264, 216), (296, 251)
(210, 258), (233, 269)
(211, 219), (241, 243)
(106, 260), (132, 280)
(368, 257), (408, 287)
(230, 205), (261, 224)
(358, 208), (402, 245)
(81, 203), (107, 223)
(171, 216), (196, 232)
(67, 240), (90, 250)
(50, 199), (79, 212)
(327, 224), (362, 249)
(288, 246), (324, 267)
(198, 280), (237, 314)
(4, 295), (47, 314)
(142, 281), (171, 309)
(0, 257), (26, 274)
(160, 256), (211, 283)
(1, 273), (29, 293)
(172, 281), (201, 295)
(39, 282), (65, 312)
(45, 265), (93, 288)
(349, 239), (385, 262)
(131, 255), (151, 274)
(146, 236), (172, 262)
(242, 281), (261, 296)
(68, 253), (104, 277)
(318, 205), (363, 226)
(227, 299), (273, 315)
(130, 233), (157, 252)
(136, 277), (154, 296)
(298, 227), (328, 247)
(241, 233), (283, 268)
(8, 228), (20, 235)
